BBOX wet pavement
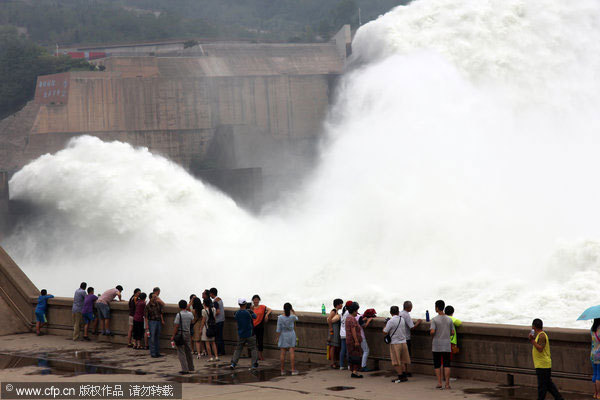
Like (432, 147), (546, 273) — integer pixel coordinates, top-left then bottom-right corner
(0, 333), (592, 399)
(463, 385), (592, 399)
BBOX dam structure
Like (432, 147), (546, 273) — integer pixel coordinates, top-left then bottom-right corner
(0, 27), (352, 210)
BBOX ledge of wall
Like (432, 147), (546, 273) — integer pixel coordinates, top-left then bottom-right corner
(30, 295), (592, 392)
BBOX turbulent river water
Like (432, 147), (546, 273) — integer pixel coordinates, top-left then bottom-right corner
(6, 0), (600, 327)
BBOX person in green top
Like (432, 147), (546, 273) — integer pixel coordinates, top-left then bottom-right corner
(529, 318), (563, 400)
(444, 306), (462, 349)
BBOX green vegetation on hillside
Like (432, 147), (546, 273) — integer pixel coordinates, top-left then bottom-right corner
(0, 26), (93, 119)
(0, 0), (410, 119)
(0, 0), (410, 46)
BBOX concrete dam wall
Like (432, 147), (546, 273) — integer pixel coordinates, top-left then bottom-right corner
(27, 44), (343, 164)
(0, 245), (593, 393)
(0, 38), (349, 210)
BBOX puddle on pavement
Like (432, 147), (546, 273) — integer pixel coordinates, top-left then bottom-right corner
(0, 353), (136, 377)
(0, 351), (315, 385)
(168, 362), (315, 385)
(463, 386), (590, 399)
(327, 386), (355, 391)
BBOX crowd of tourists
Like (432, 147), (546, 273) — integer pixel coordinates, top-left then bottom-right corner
(36, 284), (600, 399)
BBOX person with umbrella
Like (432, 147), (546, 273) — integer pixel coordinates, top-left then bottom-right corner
(577, 306), (600, 398)
(590, 318), (600, 399)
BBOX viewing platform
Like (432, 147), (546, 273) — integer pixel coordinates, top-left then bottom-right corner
(0, 246), (593, 398)
(1, 333), (590, 400)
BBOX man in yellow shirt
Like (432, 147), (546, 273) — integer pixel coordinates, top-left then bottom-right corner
(529, 318), (563, 400)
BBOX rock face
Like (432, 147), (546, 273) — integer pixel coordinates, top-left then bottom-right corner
(0, 41), (346, 208)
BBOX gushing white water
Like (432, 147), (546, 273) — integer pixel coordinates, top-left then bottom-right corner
(7, 0), (600, 327)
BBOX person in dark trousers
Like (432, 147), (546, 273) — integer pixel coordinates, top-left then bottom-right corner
(529, 318), (564, 400)
(72, 282), (87, 341)
(210, 287), (225, 355)
(171, 300), (194, 374)
(430, 299), (454, 389)
(230, 298), (258, 370)
(145, 292), (164, 358)
(251, 294), (272, 361)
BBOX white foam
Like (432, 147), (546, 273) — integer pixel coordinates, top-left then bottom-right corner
(7, 0), (600, 327)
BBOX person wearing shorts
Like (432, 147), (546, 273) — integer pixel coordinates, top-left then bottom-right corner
(82, 287), (98, 340)
(384, 305), (410, 383)
(430, 300), (454, 390)
(95, 285), (123, 335)
(35, 289), (54, 336)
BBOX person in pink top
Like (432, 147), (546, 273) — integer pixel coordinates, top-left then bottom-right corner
(96, 285), (123, 336)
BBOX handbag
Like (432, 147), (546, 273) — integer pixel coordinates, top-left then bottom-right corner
(384, 317), (401, 344)
(205, 308), (217, 338)
(451, 343), (460, 355)
(592, 331), (600, 363)
(173, 312), (185, 346)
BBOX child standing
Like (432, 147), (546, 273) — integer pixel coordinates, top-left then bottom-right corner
(35, 289), (54, 336)
(82, 287), (98, 340)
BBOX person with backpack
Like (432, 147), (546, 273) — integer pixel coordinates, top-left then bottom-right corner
(230, 298), (258, 370)
(201, 297), (219, 361)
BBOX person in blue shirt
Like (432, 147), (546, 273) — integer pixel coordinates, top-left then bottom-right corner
(35, 289), (54, 336)
(230, 298), (258, 370)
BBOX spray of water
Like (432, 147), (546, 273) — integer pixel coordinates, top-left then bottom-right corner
(6, 0), (600, 327)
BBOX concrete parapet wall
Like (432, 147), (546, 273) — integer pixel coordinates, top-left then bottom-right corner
(26, 295), (594, 392)
(0, 247), (38, 334)
(0, 246), (591, 392)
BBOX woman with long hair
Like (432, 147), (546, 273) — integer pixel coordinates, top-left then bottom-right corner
(201, 297), (219, 361)
(191, 297), (203, 358)
(591, 318), (600, 398)
(187, 294), (198, 354)
(327, 298), (343, 368)
(345, 302), (363, 378)
(277, 302), (299, 375)
(127, 288), (141, 347)
(252, 294), (272, 361)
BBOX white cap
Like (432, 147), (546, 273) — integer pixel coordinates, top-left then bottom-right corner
(238, 298), (247, 305)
